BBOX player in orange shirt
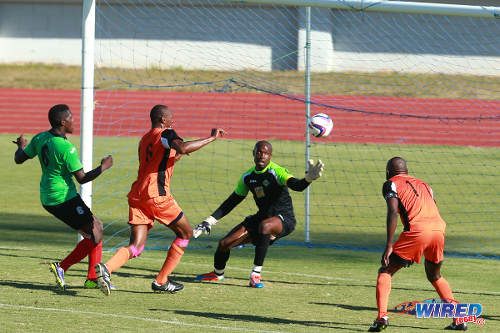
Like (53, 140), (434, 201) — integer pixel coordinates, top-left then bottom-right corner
(95, 104), (225, 295)
(368, 157), (465, 332)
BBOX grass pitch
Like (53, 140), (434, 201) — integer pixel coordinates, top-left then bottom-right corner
(0, 237), (499, 332)
(1, 133), (499, 332)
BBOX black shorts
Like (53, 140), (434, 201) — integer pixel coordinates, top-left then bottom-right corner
(389, 252), (414, 268)
(43, 194), (94, 230)
(242, 213), (296, 245)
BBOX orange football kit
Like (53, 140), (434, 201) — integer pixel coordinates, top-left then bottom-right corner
(383, 174), (446, 264)
(127, 128), (183, 227)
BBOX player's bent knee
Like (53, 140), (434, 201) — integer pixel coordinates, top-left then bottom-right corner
(427, 274), (441, 283)
(218, 239), (232, 251)
(173, 238), (189, 248)
(129, 244), (144, 258)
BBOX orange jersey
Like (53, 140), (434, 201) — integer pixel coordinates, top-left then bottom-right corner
(382, 174), (446, 232)
(128, 128), (182, 200)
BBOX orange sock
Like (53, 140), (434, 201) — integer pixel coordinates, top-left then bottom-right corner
(432, 277), (455, 303)
(376, 273), (392, 319)
(155, 243), (184, 285)
(105, 247), (131, 273)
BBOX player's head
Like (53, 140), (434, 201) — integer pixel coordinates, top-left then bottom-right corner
(150, 104), (173, 128)
(253, 140), (272, 170)
(48, 104), (74, 133)
(386, 156), (408, 180)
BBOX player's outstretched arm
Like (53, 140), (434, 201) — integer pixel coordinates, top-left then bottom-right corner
(171, 128), (225, 155)
(193, 191), (245, 238)
(286, 160), (324, 191)
(73, 155), (113, 184)
(13, 134), (30, 164)
(305, 159), (324, 183)
(193, 216), (218, 238)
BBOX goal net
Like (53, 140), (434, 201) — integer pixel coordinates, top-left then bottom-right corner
(90, 0), (500, 259)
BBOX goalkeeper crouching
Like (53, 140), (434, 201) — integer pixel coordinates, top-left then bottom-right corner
(194, 140), (323, 288)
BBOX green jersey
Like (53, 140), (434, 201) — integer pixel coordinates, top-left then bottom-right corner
(23, 130), (83, 206)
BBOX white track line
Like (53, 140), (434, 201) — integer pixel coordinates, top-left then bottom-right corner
(0, 303), (285, 333)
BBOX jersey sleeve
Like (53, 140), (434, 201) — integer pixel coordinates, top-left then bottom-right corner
(23, 135), (39, 158)
(382, 180), (398, 201)
(64, 143), (83, 173)
(274, 165), (293, 186)
(286, 177), (310, 191)
(234, 173), (250, 196)
(161, 129), (183, 148)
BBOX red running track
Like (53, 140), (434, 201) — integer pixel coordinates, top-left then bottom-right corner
(1, 88), (498, 147)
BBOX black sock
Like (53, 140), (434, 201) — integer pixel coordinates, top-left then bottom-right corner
(254, 233), (271, 266)
(214, 248), (230, 273)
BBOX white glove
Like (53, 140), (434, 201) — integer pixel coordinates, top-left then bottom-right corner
(305, 159), (324, 183)
(193, 216), (218, 238)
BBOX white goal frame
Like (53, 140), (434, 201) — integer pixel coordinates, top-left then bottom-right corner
(80, 0), (500, 243)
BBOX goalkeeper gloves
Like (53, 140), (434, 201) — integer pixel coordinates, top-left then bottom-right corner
(193, 216), (218, 238)
(305, 159), (324, 183)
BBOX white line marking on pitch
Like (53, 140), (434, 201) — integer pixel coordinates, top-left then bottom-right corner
(0, 303), (286, 333)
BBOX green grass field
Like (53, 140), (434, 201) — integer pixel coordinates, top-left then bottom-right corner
(1, 133), (499, 332)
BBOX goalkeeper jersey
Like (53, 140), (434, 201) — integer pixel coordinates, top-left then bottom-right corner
(23, 130), (83, 206)
(234, 161), (295, 218)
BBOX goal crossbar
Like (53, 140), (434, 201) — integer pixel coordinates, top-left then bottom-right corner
(223, 0), (500, 19)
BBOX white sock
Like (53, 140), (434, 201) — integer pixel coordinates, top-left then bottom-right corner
(251, 265), (262, 276)
(214, 268), (224, 276)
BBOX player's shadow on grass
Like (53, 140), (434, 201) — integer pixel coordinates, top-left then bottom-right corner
(0, 280), (93, 297)
(0, 252), (57, 262)
(310, 302), (376, 312)
(311, 303), (432, 331)
(228, 276), (335, 287)
(150, 309), (366, 331)
(311, 301), (421, 316)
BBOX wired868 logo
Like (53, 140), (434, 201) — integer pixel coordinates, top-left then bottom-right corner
(393, 298), (485, 326)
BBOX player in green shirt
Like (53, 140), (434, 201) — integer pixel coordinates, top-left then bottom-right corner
(13, 104), (113, 291)
(194, 140), (323, 288)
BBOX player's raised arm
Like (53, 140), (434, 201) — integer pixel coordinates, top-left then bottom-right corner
(193, 191), (245, 238)
(13, 134), (30, 164)
(170, 128), (225, 155)
(73, 155), (114, 184)
(286, 159), (324, 192)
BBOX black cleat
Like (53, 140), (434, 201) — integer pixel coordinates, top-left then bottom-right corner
(368, 317), (389, 332)
(152, 279), (184, 294)
(444, 322), (467, 331)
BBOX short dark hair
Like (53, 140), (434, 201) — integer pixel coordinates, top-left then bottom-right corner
(254, 140), (272, 154)
(48, 104), (70, 128)
(150, 104), (168, 123)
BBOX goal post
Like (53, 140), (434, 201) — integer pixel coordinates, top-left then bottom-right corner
(79, 0), (96, 241)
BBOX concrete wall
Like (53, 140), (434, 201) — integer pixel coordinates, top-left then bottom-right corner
(0, 0), (499, 75)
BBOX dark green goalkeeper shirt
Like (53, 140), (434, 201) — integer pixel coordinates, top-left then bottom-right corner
(234, 161), (295, 219)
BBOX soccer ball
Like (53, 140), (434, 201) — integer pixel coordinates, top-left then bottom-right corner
(308, 113), (333, 138)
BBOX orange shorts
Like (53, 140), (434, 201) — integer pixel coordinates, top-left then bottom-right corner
(128, 196), (183, 229)
(393, 229), (445, 264)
